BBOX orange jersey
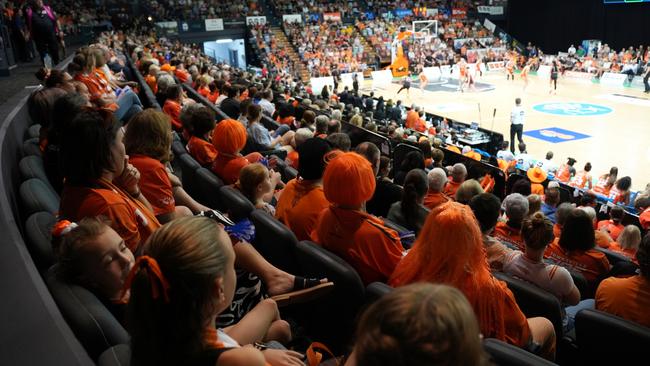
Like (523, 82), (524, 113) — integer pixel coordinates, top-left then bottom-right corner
(493, 222), (525, 251)
(592, 175), (612, 196)
(443, 179), (462, 199)
(569, 171), (591, 189)
(423, 190), (450, 210)
(276, 179), (330, 241)
(544, 239), (610, 283)
(556, 164), (572, 183)
(212, 152), (262, 185)
(607, 242), (638, 264)
(640, 207), (650, 230)
(312, 207), (404, 285)
(145, 74), (158, 94)
(129, 155), (175, 216)
(60, 179), (160, 253)
(597, 220), (624, 241)
(187, 136), (218, 166)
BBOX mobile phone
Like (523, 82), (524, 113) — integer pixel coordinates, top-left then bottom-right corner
(198, 209), (236, 226)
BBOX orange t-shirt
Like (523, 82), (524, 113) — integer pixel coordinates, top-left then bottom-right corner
(198, 86), (210, 99)
(212, 152), (263, 185)
(275, 179), (330, 241)
(493, 222), (525, 251)
(423, 190), (450, 210)
(596, 275), (650, 328)
(544, 239), (610, 283)
(60, 179), (161, 252)
(129, 155), (175, 216)
(312, 207), (404, 285)
(556, 164), (571, 183)
(443, 179), (462, 199)
(276, 116), (295, 126)
(145, 74), (158, 94)
(607, 242), (638, 264)
(174, 69), (190, 83)
(640, 207), (650, 230)
(405, 110), (419, 129)
(569, 171), (590, 189)
(286, 150), (299, 170)
(597, 220), (624, 241)
(592, 175), (611, 196)
(163, 100), (183, 131)
(187, 136), (218, 166)
(594, 230), (612, 249)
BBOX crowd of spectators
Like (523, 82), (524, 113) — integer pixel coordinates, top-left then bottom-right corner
(555, 43), (649, 81)
(284, 20), (370, 77)
(270, 0), (363, 20)
(143, 0), (263, 21)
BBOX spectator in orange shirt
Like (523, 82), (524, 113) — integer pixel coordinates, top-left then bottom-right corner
(443, 163), (467, 199)
(183, 104), (218, 166)
(145, 64), (159, 94)
(236, 163), (281, 215)
(59, 110), (160, 253)
(494, 193), (529, 251)
(125, 109), (209, 224)
(389, 202), (556, 358)
(556, 157), (577, 183)
(580, 206), (612, 249)
(636, 197), (650, 230)
(211, 119), (265, 185)
(596, 234), (650, 328)
(592, 166), (618, 197)
(545, 209), (611, 285)
(162, 84), (184, 132)
(424, 168), (450, 210)
(597, 206), (625, 241)
(608, 176), (632, 206)
(276, 138), (332, 241)
(608, 225), (641, 264)
(527, 167), (547, 195)
(312, 152), (405, 285)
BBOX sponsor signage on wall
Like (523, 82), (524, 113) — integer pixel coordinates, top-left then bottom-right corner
(205, 18), (224, 31)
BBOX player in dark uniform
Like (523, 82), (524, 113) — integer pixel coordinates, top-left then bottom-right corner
(549, 59), (560, 95)
(396, 72), (411, 98)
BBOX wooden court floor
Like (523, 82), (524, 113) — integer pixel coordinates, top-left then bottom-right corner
(364, 72), (650, 191)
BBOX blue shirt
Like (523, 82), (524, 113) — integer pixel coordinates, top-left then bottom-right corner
(247, 122), (273, 148)
(541, 203), (557, 223)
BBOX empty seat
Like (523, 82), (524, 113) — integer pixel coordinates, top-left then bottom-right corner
(177, 153), (201, 198)
(23, 137), (42, 157)
(250, 209), (299, 273)
(294, 240), (365, 351)
(493, 272), (564, 338)
(364, 282), (393, 305)
(575, 309), (650, 364)
(483, 338), (558, 366)
(24, 211), (57, 270)
(45, 266), (129, 361)
(219, 185), (254, 222)
(27, 124), (41, 139)
(171, 139), (187, 159)
(19, 155), (48, 183)
(97, 344), (130, 366)
(19, 178), (59, 216)
(194, 168), (225, 210)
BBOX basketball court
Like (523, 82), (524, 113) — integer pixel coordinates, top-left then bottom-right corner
(364, 71), (650, 191)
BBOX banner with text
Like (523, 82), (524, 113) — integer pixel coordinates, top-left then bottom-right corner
(452, 7), (467, 19)
(477, 6), (504, 15)
(323, 12), (342, 22)
(282, 14), (303, 23)
(205, 18), (224, 31)
(340, 72), (365, 89)
(246, 16), (267, 25)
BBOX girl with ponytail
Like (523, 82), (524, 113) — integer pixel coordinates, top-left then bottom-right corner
(387, 169), (429, 235)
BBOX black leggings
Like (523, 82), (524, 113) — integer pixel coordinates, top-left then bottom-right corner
(551, 78), (557, 90)
(397, 85), (410, 94)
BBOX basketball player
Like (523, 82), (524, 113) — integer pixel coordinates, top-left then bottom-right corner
(506, 56), (516, 81)
(418, 68), (428, 94)
(549, 59), (560, 95)
(466, 66), (476, 92)
(458, 58), (468, 92)
(521, 61), (531, 91)
(397, 72), (412, 98)
(475, 57), (483, 78)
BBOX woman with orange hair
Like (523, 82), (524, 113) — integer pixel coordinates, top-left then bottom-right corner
(389, 202), (556, 360)
(312, 152), (405, 285)
(211, 119), (266, 185)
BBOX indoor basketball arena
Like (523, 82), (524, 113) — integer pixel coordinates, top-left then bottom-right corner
(1, 0), (650, 365)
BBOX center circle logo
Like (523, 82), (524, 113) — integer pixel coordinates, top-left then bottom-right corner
(532, 103), (612, 116)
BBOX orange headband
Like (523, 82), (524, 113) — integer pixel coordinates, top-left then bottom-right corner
(51, 220), (78, 237)
(121, 256), (170, 303)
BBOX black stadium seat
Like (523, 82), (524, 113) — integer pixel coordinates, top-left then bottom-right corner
(19, 155), (49, 183)
(19, 178), (60, 216)
(24, 211), (57, 270)
(97, 344), (130, 366)
(250, 209), (300, 273)
(45, 266), (129, 361)
(177, 153), (201, 197)
(493, 272), (564, 338)
(575, 309), (650, 364)
(171, 139), (187, 159)
(483, 338), (558, 366)
(364, 281), (393, 305)
(219, 185), (255, 222)
(194, 167), (225, 210)
(293, 240), (365, 351)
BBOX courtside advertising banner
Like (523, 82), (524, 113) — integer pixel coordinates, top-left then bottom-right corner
(371, 69), (393, 88)
(600, 72), (627, 87)
(310, 77), (335, 95)
(537, 65), (551, 78)
(487, 61), (505, 71)
(340, 72), (365, 89)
